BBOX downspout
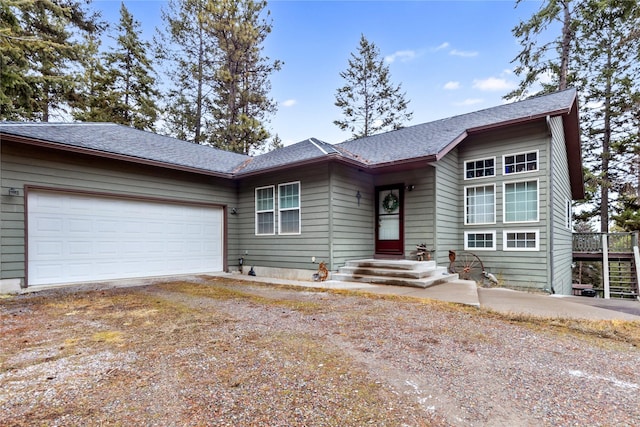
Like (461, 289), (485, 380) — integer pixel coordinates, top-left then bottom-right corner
(328, 162), (335, 271)
(546, 116), (555, 293)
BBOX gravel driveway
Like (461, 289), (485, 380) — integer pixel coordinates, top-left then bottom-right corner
(1, 276), (639, 426)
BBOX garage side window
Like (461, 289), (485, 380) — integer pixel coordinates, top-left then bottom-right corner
(255, 186), (275, 235)
(278, 181), (301, 235)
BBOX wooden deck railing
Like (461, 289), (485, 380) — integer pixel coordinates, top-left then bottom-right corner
(573, 232), (639, 254)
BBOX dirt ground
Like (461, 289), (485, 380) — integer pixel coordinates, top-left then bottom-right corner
(1, 276), (640, 426)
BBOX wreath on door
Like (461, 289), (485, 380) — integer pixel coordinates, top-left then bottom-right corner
(382, 192), (399, 213)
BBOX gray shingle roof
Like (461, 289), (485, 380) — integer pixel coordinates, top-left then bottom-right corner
(0, 122), (250, 175)
(336, 88), (577, 165)
(0, 89), (578, 177)
(238, 138), (339, 174)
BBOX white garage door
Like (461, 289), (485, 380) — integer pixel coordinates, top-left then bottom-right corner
(27, 191), (224, 286)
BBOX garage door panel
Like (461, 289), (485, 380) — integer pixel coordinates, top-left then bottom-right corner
(68, 240), (93, 256)
(28, 191), (224, 286)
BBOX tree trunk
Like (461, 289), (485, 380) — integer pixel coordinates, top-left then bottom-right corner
(559, 0), (572, 90)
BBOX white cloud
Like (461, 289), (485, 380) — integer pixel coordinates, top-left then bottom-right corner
(385, 50), (417, 64)
(281, 99), (297, 107)
(443, 81), (460, 90)
(472, 77), (516, 91)
(434, 42), (450, 51)
(450, 49), (478, 58)
(454, 98), (484, 107)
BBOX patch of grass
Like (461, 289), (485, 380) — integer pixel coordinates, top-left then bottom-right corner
(158, 280), (329, 315)
(92, 330), (124, 344)
(474, 307), (640, 348)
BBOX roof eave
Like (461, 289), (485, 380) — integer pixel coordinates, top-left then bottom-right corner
(563, 96), (585, 200)
(365, 155), (438, 173)
(1, 133), (234, 179)
(234, 152), (353, 178)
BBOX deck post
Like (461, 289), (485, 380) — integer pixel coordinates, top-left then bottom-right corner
(602, 233), (610, 299)
(634, 246), (640, 301)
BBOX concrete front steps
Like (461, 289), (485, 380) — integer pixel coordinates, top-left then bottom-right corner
(332, 259), (458, 288)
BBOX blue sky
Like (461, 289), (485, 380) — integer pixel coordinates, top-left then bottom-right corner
(91, 0), (545, 145)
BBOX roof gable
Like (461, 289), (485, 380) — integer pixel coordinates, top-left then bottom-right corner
(238, 138), (339, 174)
(336, 88), (578, 166)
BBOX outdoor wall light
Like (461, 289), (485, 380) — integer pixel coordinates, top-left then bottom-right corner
(231, 207), (237, 215)
(356, 190), (361, 206)
(406, 184), (415, 192)
(8, 188), (19, 196)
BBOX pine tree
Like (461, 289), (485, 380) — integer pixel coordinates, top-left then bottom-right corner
(0, 0), (101, 121)
(575, 0), (640, 232)
(0, 1), (31, 119)
(102, 3), (159, 130)
(510, 0), (640, 232)
(506, 0), (577, 100)
(156, 0), (218, 143)
(72, 32), (114, 122)
(202, 0), (281, 154)
(334, 34), (413, 140)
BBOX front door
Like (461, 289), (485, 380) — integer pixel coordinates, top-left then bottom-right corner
(375, 185), (404, 257)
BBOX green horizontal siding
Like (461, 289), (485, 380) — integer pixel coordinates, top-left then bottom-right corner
(1, 142), (237, 282)
(330, 164), (374, 267)
(549, 115), (574, 295)
(454, 121), (552, 290)
(235, 164), (332, 271)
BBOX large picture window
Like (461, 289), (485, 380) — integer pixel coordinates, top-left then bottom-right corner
(504, 151), (538, 175)
(255, 186), (275, 235)
(465, 184), (495, 225)
(504, 229), (539, 251)
(278, 182), (301, 235)
(504, 180), (538, 223)
(464, 157), (495, 180)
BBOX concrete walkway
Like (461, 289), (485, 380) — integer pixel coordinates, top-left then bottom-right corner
(224, 273), (640, 321)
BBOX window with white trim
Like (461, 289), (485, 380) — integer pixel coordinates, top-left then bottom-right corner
(504, 180), (538, 223)
(278, 182), (301, 235)
(503, 229), (539, 251)
(464, 231), (496, 250)
(504, 151), (538, 175)
(464, 157), (495, 180)
(465, 184), (495, 225)
(255, 186), (275, 235)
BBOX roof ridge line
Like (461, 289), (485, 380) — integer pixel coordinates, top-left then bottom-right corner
(308, 138), (329, 155)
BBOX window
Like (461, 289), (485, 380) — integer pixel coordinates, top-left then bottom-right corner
(278, 182), (300, 234)
(464, 231), (496, 250)
(504, 151), (538, 175)
(465, 184), (495, 225)
(503, 229), (539, 251)
(464, 157), (495, 180)
(255, 186), (275, 235)
(504, 180), (538, 223)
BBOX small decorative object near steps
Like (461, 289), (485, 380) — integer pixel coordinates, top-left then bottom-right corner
(415, 244), (434, 261)
(312, 258), (329, 282)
